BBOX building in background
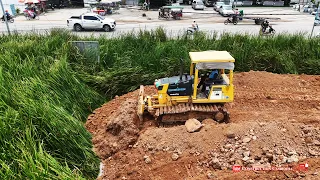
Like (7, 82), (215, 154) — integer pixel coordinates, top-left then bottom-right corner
(48, 0), (84, 7)
(124, 0), (139, 6)
(1, 0), (26, 14)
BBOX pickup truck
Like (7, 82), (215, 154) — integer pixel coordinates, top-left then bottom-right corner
(67, 13), (116, 32)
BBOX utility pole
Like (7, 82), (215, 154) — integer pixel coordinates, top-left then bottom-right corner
(0, 0), (10, 35)
(310, 3), (320, 38)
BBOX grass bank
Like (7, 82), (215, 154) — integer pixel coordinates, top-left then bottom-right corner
(77, 29), (320, 98)
(0, 31), (104, 179)
(0, 28), (319, 179)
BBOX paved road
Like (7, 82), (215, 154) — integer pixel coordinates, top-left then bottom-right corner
(1, 6), (319, 37)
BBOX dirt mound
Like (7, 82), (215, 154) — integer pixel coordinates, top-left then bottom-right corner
(85, 87), (155, 159)
(85, 71), (320, 179)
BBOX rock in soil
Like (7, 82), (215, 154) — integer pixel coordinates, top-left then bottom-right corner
(243, 151), (250, 157)
(305, 137), (313, 144)
(225, 144), (233, 149)
(210, 158), (221, 169)
(266, 153), (273, 161)
(144, 155), (151, 164)
(242, 156), (250, 161)
(313, 140), (320, 146)
(207, 171), (216, 179)
(226, 131), (236, 139)
(171, 153), (179, 161)
(254, 155), (261, 160)
(185, 118), (202, 133)
(243, 137), (251, 143)
(287, 155), (299, 163)
(309, 149), (318, 156)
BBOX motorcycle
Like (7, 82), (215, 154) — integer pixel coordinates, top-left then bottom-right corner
(187, 26), (199, 35)
(224, 17), (238, 25)
(48, 3), (55, 11)
(23, 10), (40, 20)
(260, 25), (276, 35)
(1, 15), (14, 23)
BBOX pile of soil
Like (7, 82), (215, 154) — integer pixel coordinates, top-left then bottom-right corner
(85, 71), (320, 180)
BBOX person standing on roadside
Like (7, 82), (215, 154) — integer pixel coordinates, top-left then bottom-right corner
(143, 1), (147, 10)
(192, 21), (198, 30)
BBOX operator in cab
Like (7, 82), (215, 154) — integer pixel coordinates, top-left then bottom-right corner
(198, 73), (209, 92)
(198, 69), (221, 92)
(209, 69), (219, 80)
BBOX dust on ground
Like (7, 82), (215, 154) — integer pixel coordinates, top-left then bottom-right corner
(85, 71), (320, 180)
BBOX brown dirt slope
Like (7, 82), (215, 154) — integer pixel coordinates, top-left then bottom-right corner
(85, 71), (320, 180)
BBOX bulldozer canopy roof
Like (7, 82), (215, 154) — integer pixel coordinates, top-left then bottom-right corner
(196, 62), (234, 70)
(189, 51), (235, 63)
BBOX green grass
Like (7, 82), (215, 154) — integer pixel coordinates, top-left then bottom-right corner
(0, 28), (319, 179)
(0, 30), (104, 179)
(76, 29), (320, 98)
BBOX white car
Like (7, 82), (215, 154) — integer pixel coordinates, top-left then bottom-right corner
(292, 4), (299, 10)
(214, 2), (225, 12)
(219, 5), (235, 17)
(192, 0), (205, 10)
(67, 13), (116, 32)
(233, 1), (243, 6)
(311, 10), (317, 15)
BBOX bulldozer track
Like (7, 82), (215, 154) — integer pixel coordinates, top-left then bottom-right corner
(156, 103), (223, 116)
(154, 103), (229, 123)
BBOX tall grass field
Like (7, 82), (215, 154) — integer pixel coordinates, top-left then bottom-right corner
(0, 28), (319, 179)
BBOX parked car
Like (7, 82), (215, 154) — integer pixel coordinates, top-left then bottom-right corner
(177, 0), (184, 4)
(214, 2), (225, 12)
(290, 0), (299, 4)
(219, 5), (234, 17)
(192, 0), (205, 10)
(292, 4), (299, 10)
(307, 4), (316, 13)
(67, 13), (116, 32)
(233, 1), (243, 6)
(183, 0), (192, 5)
(310, 8), (318, 15)
(204, 0), (214, 7)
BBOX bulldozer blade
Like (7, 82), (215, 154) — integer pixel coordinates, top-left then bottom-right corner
(137, 85), (145, 125)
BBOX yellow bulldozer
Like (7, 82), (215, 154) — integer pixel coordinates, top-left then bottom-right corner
(137, 50), (235, 124)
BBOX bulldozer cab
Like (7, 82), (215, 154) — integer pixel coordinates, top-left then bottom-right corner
(189, 51), (235, 102)
(153, 50), (234, 105)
